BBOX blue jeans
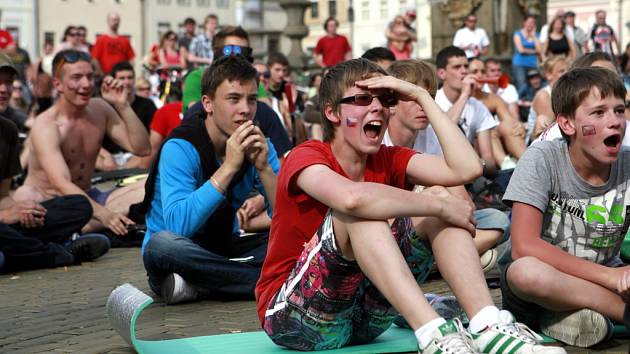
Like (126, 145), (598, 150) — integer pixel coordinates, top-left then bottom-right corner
(512, 65), (531, 97)
(475, 208), (511, 245)
(143, 231), (267, 299)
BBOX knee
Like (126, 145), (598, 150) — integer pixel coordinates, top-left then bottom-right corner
(145, 231), (181, 254)
(506, 257), (551, 297)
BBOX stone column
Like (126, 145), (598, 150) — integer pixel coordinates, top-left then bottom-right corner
(277, 0), (310, 69)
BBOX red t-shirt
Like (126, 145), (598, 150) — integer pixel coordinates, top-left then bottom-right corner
(150, 102), (183, 137)
(255, 140), (416, 324)
(313, 35), (352, 67)
(91, 34), (135, 74)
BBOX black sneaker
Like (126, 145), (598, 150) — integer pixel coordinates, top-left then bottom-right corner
(64, 234), (111, 264)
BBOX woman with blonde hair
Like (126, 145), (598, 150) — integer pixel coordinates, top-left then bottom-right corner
(527, 55), (571, 142)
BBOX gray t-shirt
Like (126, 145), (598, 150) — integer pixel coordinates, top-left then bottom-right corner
(503, 139), (630, 265)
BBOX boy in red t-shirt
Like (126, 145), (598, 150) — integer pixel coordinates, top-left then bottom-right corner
(255, 59), (564, 354)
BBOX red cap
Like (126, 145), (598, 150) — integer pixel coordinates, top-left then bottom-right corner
(406, 10), (417, 18)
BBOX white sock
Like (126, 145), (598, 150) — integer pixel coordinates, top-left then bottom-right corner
(468, 305), (501, 333)
(415, 317), (447, 349)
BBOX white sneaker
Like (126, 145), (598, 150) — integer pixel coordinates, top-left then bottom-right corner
(161, 273), (199, 305)
(479, 248), (498, 273)
(420, 319), (479, 354)
(471, 312), (566, 354)
(540, 309), (612, 348)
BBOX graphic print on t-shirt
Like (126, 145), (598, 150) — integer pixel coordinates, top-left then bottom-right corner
(544, 186), (630, 264)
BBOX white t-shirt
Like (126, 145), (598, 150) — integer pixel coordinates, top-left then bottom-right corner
(533, 122), (630, 147)
(382, 126), (444, 155)
(453, 27), (490, 58)
(434, 89), (498, 144)
(482, 83), (519, 105)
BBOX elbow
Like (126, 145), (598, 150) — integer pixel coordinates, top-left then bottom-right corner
(466, 163), (483, 181)
(338, 185), (364, 214)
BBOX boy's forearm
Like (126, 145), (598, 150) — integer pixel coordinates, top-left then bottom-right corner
(342, 182), (441, 220)
(115, 103), (151, 156)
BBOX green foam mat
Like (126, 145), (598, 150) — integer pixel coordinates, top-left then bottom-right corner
(106, 284), (418, 354)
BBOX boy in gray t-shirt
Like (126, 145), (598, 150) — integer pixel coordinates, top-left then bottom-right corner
(501, 67), (630, 348)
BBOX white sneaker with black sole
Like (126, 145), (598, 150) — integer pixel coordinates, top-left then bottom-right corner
(161, 273), (199, 305)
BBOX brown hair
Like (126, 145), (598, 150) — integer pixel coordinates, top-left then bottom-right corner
(552, 66), (625, 122)
(212, 26), (249, 51)
(387, 59), (437, 97)
(201, 55), (257, 98)
(318, 58), (387, 141)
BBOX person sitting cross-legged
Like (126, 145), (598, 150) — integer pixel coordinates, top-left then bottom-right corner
(255, 58), (565, 354)
(141, 55), (279, 304)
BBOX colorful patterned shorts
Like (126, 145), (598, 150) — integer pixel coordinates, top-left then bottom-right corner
(263, 211), (434, 351)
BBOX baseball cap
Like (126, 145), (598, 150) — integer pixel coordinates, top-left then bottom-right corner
(0, 54), (18, 76)
(526, 69), (540, 78)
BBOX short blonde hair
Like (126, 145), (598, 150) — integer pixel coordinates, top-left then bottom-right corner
(387, 59), (437, 97)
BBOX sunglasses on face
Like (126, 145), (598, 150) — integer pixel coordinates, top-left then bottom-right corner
(167, 36), (177, 41)
(339, 92), (398, 108)
(214, 45), (254, 63)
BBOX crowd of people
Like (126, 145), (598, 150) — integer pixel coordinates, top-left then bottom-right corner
(1, 7), (630, 354)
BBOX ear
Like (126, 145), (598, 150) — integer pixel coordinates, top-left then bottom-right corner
(52, 76), (63, 94)
(323, 104), (341, 126)
(201, 94), (213, 115)
(556, 114), (576, 137)
(436, 68), (447, 81)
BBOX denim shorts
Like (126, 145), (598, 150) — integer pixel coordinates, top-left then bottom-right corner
(262, 211), (434, 351)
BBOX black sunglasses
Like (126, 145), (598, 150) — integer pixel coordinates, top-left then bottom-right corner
(339, 92), (398, 108)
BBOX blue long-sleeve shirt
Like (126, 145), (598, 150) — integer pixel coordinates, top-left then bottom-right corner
(142, 138), (280, 253)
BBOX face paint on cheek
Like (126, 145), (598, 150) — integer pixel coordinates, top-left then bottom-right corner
(345, 117), (358, 127)
(582, 125), (596, 136)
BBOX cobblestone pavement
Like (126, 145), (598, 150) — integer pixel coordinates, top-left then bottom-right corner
(0, 248), (628, 353)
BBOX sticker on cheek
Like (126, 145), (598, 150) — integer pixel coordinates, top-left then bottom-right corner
(345, 117), (358, 127)
(582, 125), (596, 136)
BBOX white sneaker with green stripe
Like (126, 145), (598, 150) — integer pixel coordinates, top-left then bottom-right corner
(420, 319), (479, 354)
(471, 314), (566, 354)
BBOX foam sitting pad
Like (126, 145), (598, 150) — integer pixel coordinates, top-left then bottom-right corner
(106, 284), (419, 354)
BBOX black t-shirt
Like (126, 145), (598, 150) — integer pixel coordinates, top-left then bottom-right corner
(184, 100), (293, 157)
(0, 106), (27, 133)
(103, 95), (157, 154)
(0, 116), (21, 180)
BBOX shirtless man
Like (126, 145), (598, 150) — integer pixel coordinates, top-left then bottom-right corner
(14, 50), (151, 236)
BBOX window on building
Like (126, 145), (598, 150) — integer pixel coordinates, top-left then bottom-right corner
(310, 0), (319, 19)
(361, 1), (369, 21)
(157, 22), (171, 39)
(44, 32), (55, 46)
(216, 0), (229, 8)
(268, 37), (279, 54)
(156, 0), (171, 4)
(177, 0), (191, 5)
(197, 0), (210, 5)
(380, 0), (388, 19)
(328, 0), (336, 18)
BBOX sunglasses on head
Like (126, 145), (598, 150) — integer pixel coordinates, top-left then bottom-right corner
(54, 51), (92, 75)
(339, 92), (398, 108)
(215, 45), (254, 63)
